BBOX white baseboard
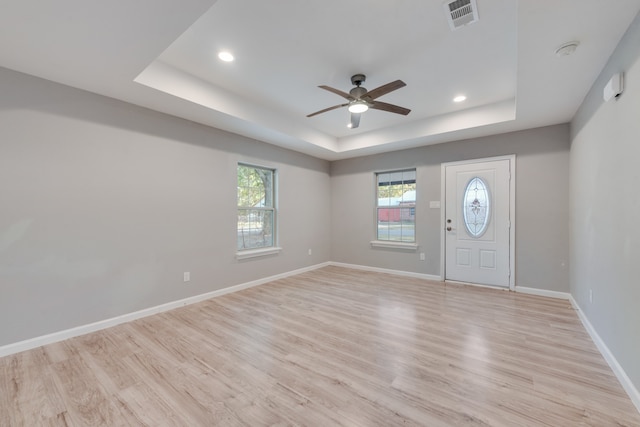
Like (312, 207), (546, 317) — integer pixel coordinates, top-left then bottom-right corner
(570, 296), (640, 414)
(329, 262), (442, 281)
(515, 286), (571, 300)
(0, 262), (331, 358)
(329, 264), (574, 300)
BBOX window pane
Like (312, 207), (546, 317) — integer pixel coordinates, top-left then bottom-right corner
(377, 208), (390, 240)
(237, 209), (274, 250)
(402, 170), (416, 184)
(388, 183), (403, 199)
(237, 165), (249, 187)
(237, 165), (250, 207)
(238, 165), (272, 208)
(377, 208), (415, 241)
(399, 208), (415, 241)
(251, 179), (265, 207)
(377, 173), (390, 186)
(389, 171), (404, 183)
(261, 170), (273, 207)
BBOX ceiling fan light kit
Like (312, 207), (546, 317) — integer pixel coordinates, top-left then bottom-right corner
(307, 73), (410, 129)
(348, 101), (369, 113)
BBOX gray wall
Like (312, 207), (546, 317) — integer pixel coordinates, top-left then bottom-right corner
(0, 67), (331, 346)
(570, 12), (640, 392)
(331, 125), (570, 292)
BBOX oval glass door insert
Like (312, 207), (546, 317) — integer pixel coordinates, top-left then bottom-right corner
(463, 177), (490, 237)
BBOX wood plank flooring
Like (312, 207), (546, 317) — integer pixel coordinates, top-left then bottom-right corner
(1, 266), (639, 426)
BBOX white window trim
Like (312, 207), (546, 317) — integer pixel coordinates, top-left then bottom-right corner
(236, 246), (282, 260)
(370, 240), (418, 251)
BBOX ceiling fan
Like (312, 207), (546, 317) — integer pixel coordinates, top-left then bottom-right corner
(307, 74), (411, 129)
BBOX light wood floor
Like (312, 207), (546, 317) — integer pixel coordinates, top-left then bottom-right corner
(1, 266), (639, 426)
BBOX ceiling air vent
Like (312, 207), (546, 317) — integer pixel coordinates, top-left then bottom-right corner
(444, 0), (479, 30)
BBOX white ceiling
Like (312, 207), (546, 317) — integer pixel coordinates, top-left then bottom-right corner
(1, 1), (639, 160)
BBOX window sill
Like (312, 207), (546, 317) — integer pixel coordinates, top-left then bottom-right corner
(236, 247), (282, 260)
(370, 241), (418, 251)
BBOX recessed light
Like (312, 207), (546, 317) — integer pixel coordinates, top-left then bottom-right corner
(453, 95), (466, 103)
(218, 51), (234, 62)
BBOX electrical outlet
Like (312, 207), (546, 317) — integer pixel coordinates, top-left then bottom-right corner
(419, 252), (426, 261)
(184, 272), (190, 282)
(308, 248), (312, 256)
(589, 289), (593, 304)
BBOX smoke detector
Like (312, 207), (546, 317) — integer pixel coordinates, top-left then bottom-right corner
(444, 0), (479, 30)
(555, 41), (579, 57)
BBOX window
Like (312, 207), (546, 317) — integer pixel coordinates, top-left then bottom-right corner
(237, 164), (276, 251)
(376, 169), (416, 242)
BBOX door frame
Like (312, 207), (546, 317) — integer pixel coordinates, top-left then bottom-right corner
(439, 155), (516, 290)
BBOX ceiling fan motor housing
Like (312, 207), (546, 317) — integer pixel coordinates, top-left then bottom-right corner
(351, 74), (366, 86)
(350, 86), (368, 99)
(350, 74), (369, 102)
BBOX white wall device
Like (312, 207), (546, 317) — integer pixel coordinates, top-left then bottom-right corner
(603, 73), (624, 102)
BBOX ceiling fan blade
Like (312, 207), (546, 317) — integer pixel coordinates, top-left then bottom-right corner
(349, 112), (361, 129)
(370, 101), (411, 115)
(306, 103), (349, 117)
(364, 80), (406, 100)
(319, 85), (355, 101)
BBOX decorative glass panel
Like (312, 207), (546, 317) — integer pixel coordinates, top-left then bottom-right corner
(463, 177), (490, 237)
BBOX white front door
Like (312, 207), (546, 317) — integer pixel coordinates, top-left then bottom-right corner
(444, 157), (513, 288)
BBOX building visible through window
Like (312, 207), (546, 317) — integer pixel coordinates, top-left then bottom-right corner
(237, 164), (275, 250)
(376, 169), (416, 242)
